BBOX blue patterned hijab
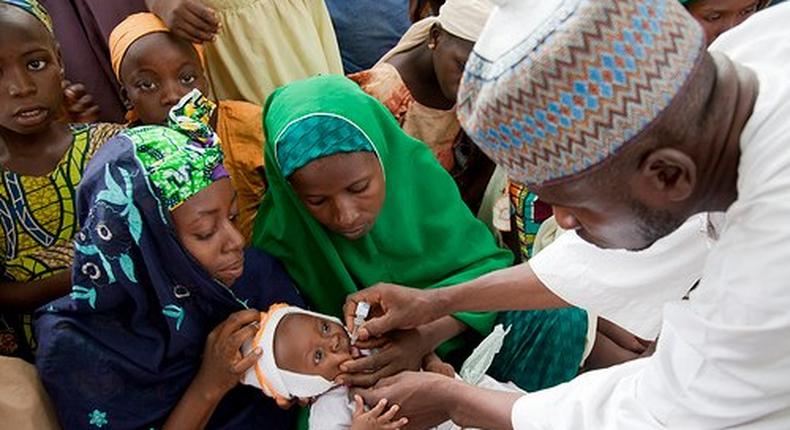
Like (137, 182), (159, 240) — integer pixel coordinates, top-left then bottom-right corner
(34, 125), (302, 429)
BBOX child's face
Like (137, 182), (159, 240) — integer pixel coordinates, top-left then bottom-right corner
(430, 27), (474, 105)
(274, 313), (353, 381)
(171, 178), (245, 286)
(119, 32), (209, 125)
(0, 6), (63, 135)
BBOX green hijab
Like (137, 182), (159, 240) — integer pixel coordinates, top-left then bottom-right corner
(252, 75), (513, 346)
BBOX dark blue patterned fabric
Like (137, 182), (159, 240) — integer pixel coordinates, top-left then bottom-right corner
(35, 132), (302, 429)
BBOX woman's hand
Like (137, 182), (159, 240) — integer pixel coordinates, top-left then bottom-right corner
(146, 0), (220, 43)
(351, 396), (408, 430)
(338, 329), (432, 387)
(194, 309), (261, 399)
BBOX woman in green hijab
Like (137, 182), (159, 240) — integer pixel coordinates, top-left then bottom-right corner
(252, 75), (589, 390)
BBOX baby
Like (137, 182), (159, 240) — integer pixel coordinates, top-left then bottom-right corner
(242, 304), (521, 430)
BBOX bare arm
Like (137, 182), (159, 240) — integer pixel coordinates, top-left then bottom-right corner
(357, 372), (520, 430)
(0, 271), (71, 311)
(162, 375), (224, 430)
(434, 262), (569, 316)
(346, 262), (569, 339)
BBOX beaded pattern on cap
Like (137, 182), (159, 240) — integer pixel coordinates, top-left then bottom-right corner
(458, 0), (705, 186)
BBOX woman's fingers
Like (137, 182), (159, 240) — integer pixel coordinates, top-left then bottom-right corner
(232, 346), (261, 373)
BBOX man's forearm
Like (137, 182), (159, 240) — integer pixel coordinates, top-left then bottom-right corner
(438, 378), (521, 430)
(434, 262), (569, 316)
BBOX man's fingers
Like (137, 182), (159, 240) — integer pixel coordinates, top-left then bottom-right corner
(343, 297), (360, 331)
(340, 349), (389, 373)
(232, 346), (261, 373)
(353, 336), (390, 350)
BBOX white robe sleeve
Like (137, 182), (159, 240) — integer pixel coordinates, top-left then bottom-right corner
(529, 214), (712, 339)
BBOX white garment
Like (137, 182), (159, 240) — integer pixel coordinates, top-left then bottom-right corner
(310, 376), (522, 430)
(531, 214), (716, 340)
(512, 4), (790, 429)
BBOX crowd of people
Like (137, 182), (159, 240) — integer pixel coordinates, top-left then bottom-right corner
(0, 0), (788, 429)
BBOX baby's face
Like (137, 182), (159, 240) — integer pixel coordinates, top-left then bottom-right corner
(274, 313), (352, 381)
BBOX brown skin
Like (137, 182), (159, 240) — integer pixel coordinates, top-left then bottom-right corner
(387, 24), (474, 110)
(171, 178), (244, 286)
(164, 181), (259, 429)
(274, 313), (353, 381)
(147, 0), (220, 44)
(685, 0), (765, 45)
(289, 151), (468, 387)
(118, 32), (210, 126)
(347, 52), (759, 429)
(385, 25), (495, 212)
(0, 7), (75, 309)
(289, 152), (385, 241)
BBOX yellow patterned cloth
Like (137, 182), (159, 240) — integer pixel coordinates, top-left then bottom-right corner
(0, 123), (123, 359)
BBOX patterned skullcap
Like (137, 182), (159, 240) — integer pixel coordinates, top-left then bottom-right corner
(1, 0), (53, 33)
(458, 0), (706, 186)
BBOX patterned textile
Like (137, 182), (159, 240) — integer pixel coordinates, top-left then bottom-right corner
(276, 115), (375, 178)
(35, 128), (302, 429)
(2, 0), (53, 33)
(0, 123), (122, 360)
(458, 0), (706, 186)
(488, 307), (589, 392)
(132, 90), (228, 211)
(509, 182), (553, 260)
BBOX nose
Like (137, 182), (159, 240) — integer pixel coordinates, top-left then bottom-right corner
(332, 198), (360, 229)
(221, 220), (245, 254)
(160, 80), (187, 107)
(552, 205), (581, 231)
(7, 67), (36, 98)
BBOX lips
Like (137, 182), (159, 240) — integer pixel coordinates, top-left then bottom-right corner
(219, 257), (244, 280)
(13, 107), (48, 127)
(337, 224), (367, 239)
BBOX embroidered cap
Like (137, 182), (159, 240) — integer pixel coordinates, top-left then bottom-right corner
(458, 0), (706, 186)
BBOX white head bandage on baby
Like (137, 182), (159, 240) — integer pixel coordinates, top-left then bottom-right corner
(241, 304), (344, 401)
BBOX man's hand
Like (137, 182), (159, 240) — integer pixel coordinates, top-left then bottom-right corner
(354, 372), (454, 430)
(344, 283), (443, 342)
(147, 0), (220, 43)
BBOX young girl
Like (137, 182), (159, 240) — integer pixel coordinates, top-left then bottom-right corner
(109, 12), (265, 240)
(35, 93), (302, 429)
(0, 0), (123, 360)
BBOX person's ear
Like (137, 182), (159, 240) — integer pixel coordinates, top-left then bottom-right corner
(120, 86), (134, 111)
(428, 23), (442, 50)
(632, 147), (696, 205)
(54, 41), (65, 79)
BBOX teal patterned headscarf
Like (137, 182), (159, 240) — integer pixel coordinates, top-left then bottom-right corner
(275, 114), (375, 178)
(2, 0), (53, 33)
(130, 89), (228, 210)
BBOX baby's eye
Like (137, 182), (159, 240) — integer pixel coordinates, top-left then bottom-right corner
(320, 321), (330, 334)
(313, 349), (324, 365)
(27, 59), (47, 71)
